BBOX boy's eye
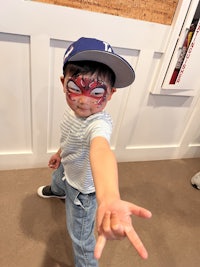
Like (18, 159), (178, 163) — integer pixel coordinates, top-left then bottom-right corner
(67, 81), (81, 94)
(90, 87), (105, 97)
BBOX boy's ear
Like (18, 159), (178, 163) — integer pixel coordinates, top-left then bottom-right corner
(112, 88), (117, 94)
(60, 76), (66, 93)
(60, 75), (64, 85)
(107, 87), (116, 101)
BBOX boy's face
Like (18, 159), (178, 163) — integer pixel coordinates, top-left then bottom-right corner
(60, 73), (115, 118)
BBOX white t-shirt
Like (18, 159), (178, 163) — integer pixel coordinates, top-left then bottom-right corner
(60, 108), (113, 194)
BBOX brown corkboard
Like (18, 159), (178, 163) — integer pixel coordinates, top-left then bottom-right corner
(33, 0), (179, 25)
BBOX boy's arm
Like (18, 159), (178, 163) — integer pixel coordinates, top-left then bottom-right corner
(90, 136), (120, 203)
(90, 136), (152, 260)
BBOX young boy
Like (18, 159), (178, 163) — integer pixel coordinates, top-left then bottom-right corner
(37, 37), (152, 267)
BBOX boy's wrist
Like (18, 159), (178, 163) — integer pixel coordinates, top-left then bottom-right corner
(56, 149), (61, 157)
(97, 193), (120, 206)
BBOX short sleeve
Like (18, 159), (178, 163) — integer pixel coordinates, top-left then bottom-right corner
(86, 112), (113, 144)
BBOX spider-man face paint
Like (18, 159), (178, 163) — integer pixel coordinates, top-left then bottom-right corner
(66, 75), (108, 105)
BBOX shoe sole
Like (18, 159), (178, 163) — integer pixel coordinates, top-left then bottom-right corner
(191, 183), (200, 190)
(37, 186), (66, 199)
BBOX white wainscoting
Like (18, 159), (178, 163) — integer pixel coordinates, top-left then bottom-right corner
(1, 0), (200, 170)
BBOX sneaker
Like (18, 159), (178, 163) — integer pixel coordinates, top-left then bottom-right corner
(191, 172), (200, 190)
(37, 185), (66, 199)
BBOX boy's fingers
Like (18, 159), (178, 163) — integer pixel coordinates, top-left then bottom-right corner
(102, 212), (124, 239)
(110, 212), (125, 236)
(124, 226), (148, 259)
(102, 211), (111, 233)
(94, 235), (106, 259)
(129, 204), (152, 219)
(96, 206), (106, 232)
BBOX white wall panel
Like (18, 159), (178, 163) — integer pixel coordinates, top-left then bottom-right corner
(106, 48), (139, 149)
(0, 0), (200, 170)
(47, 39), (70, 152)
(0, 33), (32, 154)
(128, 96), (192, 146)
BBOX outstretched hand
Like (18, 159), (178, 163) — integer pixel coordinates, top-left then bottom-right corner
(94, 199), (152, 260)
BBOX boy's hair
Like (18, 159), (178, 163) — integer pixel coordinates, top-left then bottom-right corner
(63, 61), (116, 87)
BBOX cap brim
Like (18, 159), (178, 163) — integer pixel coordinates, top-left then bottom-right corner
(67, 50), (135, 88)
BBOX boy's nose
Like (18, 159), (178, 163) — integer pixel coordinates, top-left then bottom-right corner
(78, 95), (91, 104)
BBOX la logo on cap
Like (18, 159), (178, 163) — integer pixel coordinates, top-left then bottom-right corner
(102, 41), (112, 52)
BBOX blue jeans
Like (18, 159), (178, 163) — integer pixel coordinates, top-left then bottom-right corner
(51, 163), (98, 267)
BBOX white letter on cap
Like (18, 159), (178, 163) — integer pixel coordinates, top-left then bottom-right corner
(103, 41), (112, 52)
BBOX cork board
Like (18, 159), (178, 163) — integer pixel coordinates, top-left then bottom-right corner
(33, 0), (179, 25)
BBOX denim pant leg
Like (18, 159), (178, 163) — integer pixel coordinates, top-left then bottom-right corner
(65, 181), (98, 267)
(51, 163), (66, 196)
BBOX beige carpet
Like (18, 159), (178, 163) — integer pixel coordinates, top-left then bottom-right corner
(1, 158), (200, 267)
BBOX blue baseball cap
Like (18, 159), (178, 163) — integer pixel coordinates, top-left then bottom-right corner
(63, 37), (135, 88)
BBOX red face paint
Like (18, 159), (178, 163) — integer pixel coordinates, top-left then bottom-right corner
(66, 75), (108, 105)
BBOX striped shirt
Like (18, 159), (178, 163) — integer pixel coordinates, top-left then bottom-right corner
(60, 108), (113, 194)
